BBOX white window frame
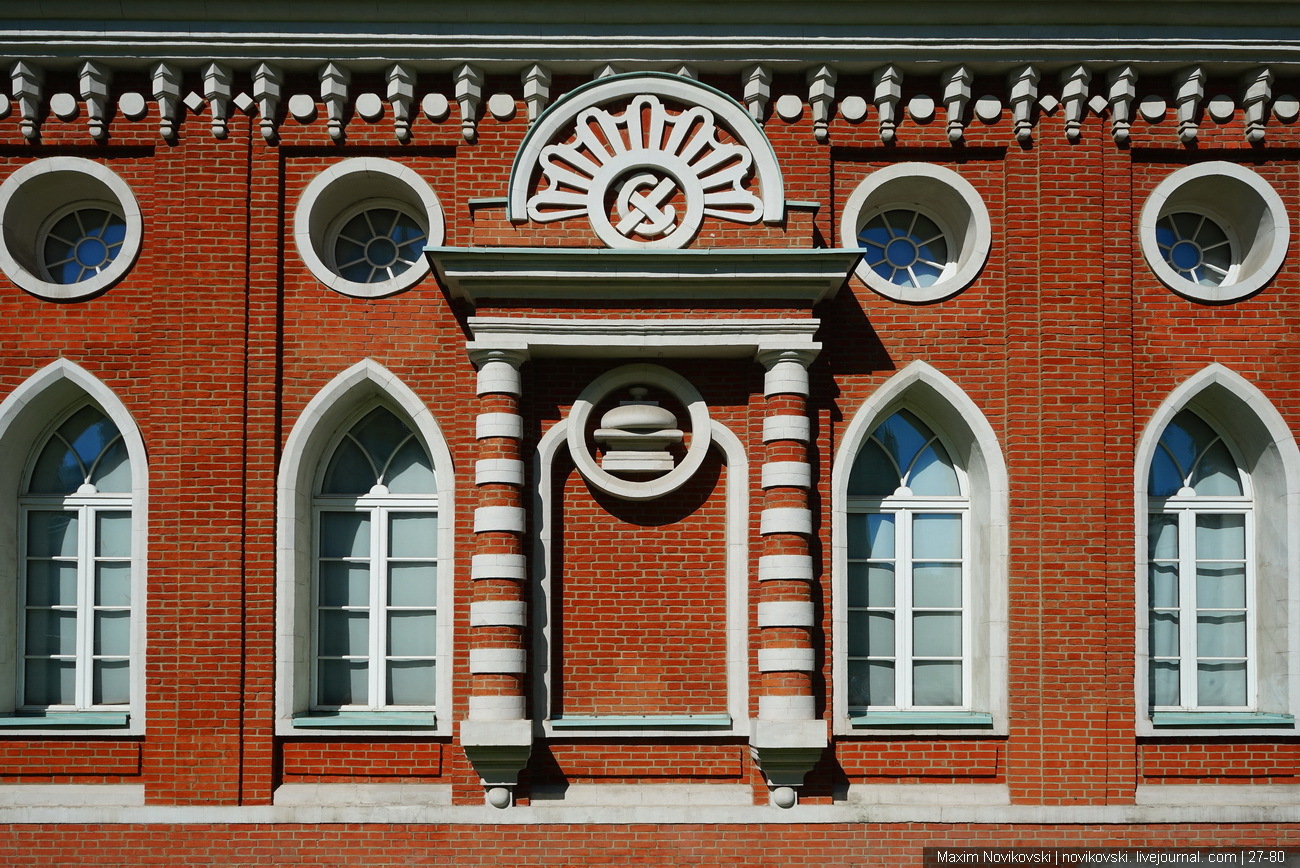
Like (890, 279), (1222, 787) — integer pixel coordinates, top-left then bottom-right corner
(18, 497), (132, 712)
(846, 494), (972, 712)
(1147, 494), (1255, 712)
(310, 495), (439, 712)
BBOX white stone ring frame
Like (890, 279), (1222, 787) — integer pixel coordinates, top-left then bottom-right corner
(567, 364), (712, 501)
(0, 157), (143, 301)
(1139, 161), (1289, 304)
(507, 72), (785, 250)
(294, 157), (445, 299)
(840, 162), (992, 304)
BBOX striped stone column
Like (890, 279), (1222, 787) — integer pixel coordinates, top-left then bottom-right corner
(462, 347), (532, 808)
(751, 347), (825, 808)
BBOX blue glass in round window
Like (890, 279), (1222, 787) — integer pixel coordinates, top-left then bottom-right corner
(1155, 212), (1232, 287)
(857, 210), (950, 288)
(332, 208), (427, 284)
(41, 208), (128, 285)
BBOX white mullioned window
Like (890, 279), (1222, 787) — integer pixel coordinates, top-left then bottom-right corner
(1147, 409), (1254, 710)
(19, 403), (132, 711)
(312, 405), (439, 711)
(846, 409), (971, 711)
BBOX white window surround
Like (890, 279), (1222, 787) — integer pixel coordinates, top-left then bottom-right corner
(531, 364), (750, 738)
(1138, 161), (1289, 304)
(839, 163), (992, 304)
(0, 158), (143, 301)
(293, 158), (445, 299)
(1134, 364), (1300, 736)
(0, 359), (147, 735)
(832, 361), (1008, 735)
(276, 360), (454, 736)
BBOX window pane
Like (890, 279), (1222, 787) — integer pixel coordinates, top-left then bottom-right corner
(26, 610), (76, 655)
(1196, 563), (1246, 609)
(95, 512), (131, 558)
(872, 411), (929, 477)
(846, 611), (875, 657)
(866, 612), (895, 657)
(28, 437), (84, 494)
(1150, 660), (1180, 707)
(89, 438), (131, 492)
(92, 659), (130, 705)
(912, 514), (961, 560)
(860, 660), (895, 707)
(25, 659), (74, 705)
(319, 562), (369, 607)
(913, 612), (961, 657)
(1191, 439), (1243, 497)
(1148, 514), (1178, 560)
(1148, 447), (1183, 497)
(387, 612), (436, 657)
(317, 659), (368, 706)
(388, 563), (437, 608)
(1148, 562), (1179, 608)
(1150, 612), (1179, 657)
(321, 438), (376, 494)
(846, 659), (873, 706)
(1195, 514), (1245, 560)
(384, 440), (436, 493)
(1196, 613), (1246, 658)
(94, 611), (131, 656)
(26, 560), (77, 606)
(387, 660), (436, 705)
(848, 513), (894, 560)
(908, 443), (960, 496)
(1197, 661), (1246, 707)
(847, 562), (893, 608)
(389, 513), (436, 559)
(351, 408), (411, 471)
(95, 563), (131, 606)
(319, 513), (370, 558)
(913, 563), (961, 608)
(318, 611), (369, 657)
(27, 511), (78, 557)
(847, 438), (899, 496)
(913, 661), (962, 706)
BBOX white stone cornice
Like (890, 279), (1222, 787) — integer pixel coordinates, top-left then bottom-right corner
(467, 317), (820, 361)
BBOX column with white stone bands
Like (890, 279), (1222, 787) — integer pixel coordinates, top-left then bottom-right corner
(461, 347), (532, 808)
(749, 347), (827, 809)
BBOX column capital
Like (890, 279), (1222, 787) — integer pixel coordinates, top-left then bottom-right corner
(467, 345), (530, 370)
(755, 346), (819, 371)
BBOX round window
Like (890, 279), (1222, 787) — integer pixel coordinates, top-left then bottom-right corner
(0, 158), (142, 300)
(294, 158), (445, 298)
(1140, 162), (1288, 303)
(841, 163), (990, 304)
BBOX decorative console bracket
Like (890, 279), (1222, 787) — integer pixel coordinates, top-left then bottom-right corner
(749, 719), (829, 808)
(460, 719), (534, 808)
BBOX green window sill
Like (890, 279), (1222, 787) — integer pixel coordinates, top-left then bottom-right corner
(0, 711), (129, 727)
(293, 711), (437, 729)
(850, 711), (995, 728)
(1151, 711), (1295, 728)
(551, 714), (732, 729)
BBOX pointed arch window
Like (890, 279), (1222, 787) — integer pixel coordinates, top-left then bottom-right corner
(19, 404), (133, 713)
(312, 406), (439, 713)
(846, 409), (970, 712)
(1147, 409), (1254, 711)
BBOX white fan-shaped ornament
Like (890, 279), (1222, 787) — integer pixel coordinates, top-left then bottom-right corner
(526, 94), (764, 249)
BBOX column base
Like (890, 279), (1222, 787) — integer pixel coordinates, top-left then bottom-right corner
(748, 719), (827, 808)
(460, 719), (534, 808)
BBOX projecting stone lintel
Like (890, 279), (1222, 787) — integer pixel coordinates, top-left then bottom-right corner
(428, 246), (861, 304)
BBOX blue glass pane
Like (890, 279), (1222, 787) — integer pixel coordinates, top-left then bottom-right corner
(847, 438), (899, 496)
(384, 439), (436, 493)
(338, 261), (373, 283)
(908, 442), (960, 496)
(321, 438), (377, 494)
(1148, 447), (1183, 496)
(870, 410), (930, 482)
(1190, 439), (1243, 496)
(42, 209), (125, 284)
(352, 408), (412, 474)
(89, 437), (131, 492)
